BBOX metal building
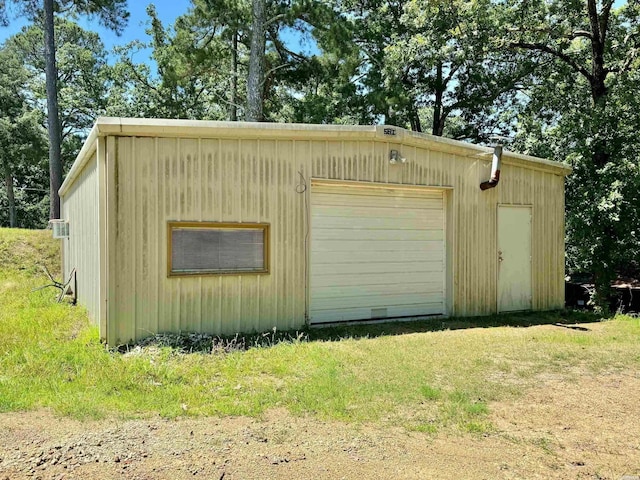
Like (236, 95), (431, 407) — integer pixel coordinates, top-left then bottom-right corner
(59, 117), (571, 345)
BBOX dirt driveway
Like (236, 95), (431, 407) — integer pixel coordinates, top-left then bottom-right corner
(1, 373), (639, 480)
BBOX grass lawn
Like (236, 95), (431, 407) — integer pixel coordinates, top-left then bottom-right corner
(1, 228), (639, 434)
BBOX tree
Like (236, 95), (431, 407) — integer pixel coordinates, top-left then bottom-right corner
(507, 0), (639, 161)
(323, 0), (412, 126)
(505, 0), (640, 309)
(344, 0), (531, 138)
(1, 18), (109, 228)
(119, 0), (347, 123)
(243, 0), (349, 121)
(190, 0), (251, 121)
(278, 50), (363, 124)
(0, 44), (48, 228)
(0, 111), (48, 229)
(0, 0), (128, 220)
(247, 0), (266, 121)
(9, 19), (110, 147)
(325, 0), (524, 136)
(108, 3), (246, 120)
(0, 45), (29, 228)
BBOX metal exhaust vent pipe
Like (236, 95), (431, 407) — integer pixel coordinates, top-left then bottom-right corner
(480, 145), (503, 191)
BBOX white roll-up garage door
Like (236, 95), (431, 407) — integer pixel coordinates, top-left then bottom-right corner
(310, 183), (446, 324)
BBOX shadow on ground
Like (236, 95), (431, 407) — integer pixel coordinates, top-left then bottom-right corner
(123, 310), (610, 354)
(307, 309), (608, 342)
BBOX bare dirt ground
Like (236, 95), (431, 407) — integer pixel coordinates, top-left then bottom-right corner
(1, 372), (639, 480)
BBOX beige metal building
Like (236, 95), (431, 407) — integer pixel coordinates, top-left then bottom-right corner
(59, 117), (571, 345)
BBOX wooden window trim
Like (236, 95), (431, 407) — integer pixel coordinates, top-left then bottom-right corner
(167, 221), (270, 277)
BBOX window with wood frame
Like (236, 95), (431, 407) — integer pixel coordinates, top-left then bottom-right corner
(167, 222), (270, 276)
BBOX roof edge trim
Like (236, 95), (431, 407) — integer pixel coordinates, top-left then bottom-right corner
(97, 116), (381, 139)
(59, 123), (99, 197)
(60, 117), (571, 196)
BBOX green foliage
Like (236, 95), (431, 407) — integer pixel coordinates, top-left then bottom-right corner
(0, 177), (49, 229)
(383, 0), (535, 137)
(1, 0), (128, 220)
(0, 43), (48, 229)
(322, 0), (413, 126)
(8, 18), (109, 146)
(505, 0), (640, 307)
(107, 0), (350, 123)
(0, 18), (109, 228)
(107, 4), (235, 119)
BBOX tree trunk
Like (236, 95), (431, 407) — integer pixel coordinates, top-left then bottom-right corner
(434, 116), (446, 136)
(589, 67), (609, 168)
(4, 170), (16, 228)
(44, 0), (63, 220)
(586, 0), (613, 312)
(431, 61), (444, 136)
(587, 0), (610, 170)
(587, 0), (608, 103)
(230, 30), (238, 121)
(246, 0), (266, 122)
(409, 108), (422, 133)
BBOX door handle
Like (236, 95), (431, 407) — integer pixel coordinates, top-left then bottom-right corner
(498, 251), (504, 262)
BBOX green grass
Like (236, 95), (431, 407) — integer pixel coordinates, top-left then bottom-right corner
(0, 228), (61, 276)
(1, 228), (640, 434)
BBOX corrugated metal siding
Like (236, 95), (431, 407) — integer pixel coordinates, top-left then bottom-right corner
(311, 142), (565, 317)
(499, 164), (565, 311)
(61, 153), (100, 321)
(107, 133), (565, 343)
(110, 136), (306, 343)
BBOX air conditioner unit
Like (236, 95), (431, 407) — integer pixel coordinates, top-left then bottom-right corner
(49, 219), (69, 239)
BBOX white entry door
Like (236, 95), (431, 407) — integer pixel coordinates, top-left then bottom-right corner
(310, 183), (446, 324)
(497, 205), (532, 312)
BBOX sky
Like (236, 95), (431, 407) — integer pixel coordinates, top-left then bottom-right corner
(0, 1), (194, 58)
(1, 0), (625, 69)
(0, 0), (316, 65)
